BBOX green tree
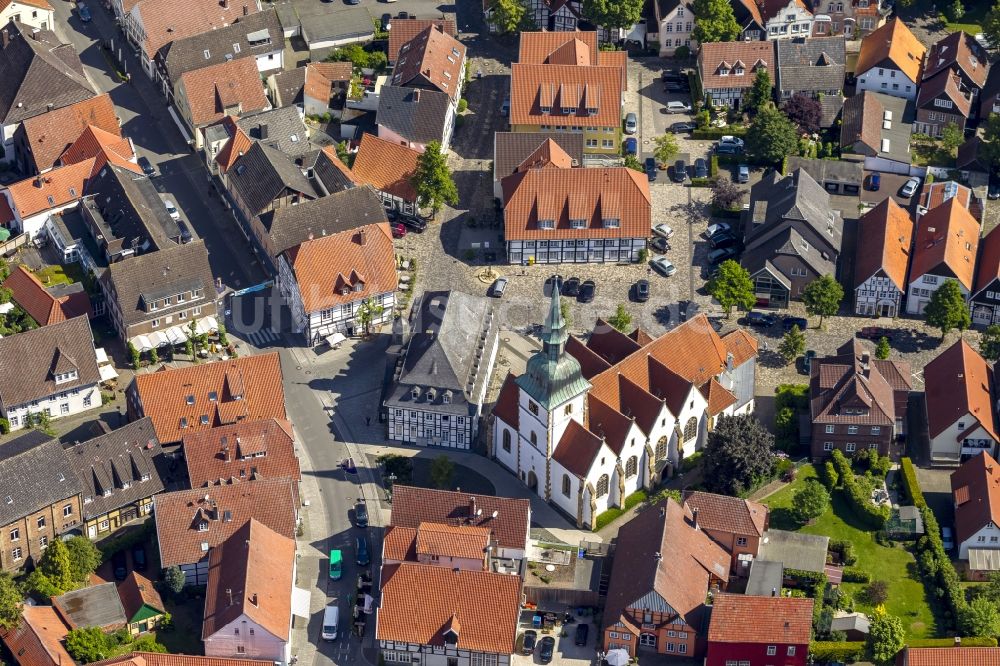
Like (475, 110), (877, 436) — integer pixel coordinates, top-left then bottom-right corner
(38, 538), (75, 592)
(127, 342), (140, 370)
(980, 113), (1000, 171)
(711, 177), (743, 211)
(357, 297), (385, 336)
(701, 414), (776, 496)
(0, 573), (22, 630)
(65, 536), (101, 584)
(623, 154), (644, 172)
(793, 479), (830, 524)
(865, 580), (890, 605)
(802, 275), (844, 326)
(948, 0), (966, 20)
(560, 297), (572, 328)
(867, 610), (905, 664)
(875, 336), (891, 360)
(958, 595), (1000, 637)
(131, 634), (168, 653)
(412, 141), (458, 217)
(941, 121), (964, 154)
(429, 454), (454, 489)
(707, 259), (755, 317)
(164, 566), (186, 595)
(652, 133), (679, 166)
(25, 571), (60, 598)
(823, 460), (839, 489)
(218, 323), (229, 347)
(691, 0), (741, 43)
(65, 626), (113, 663)
(778, 325), (806, 364)
(982, 324), (1000, 361)
(149, 347), (159, 365)
(924, 279), (971, 338)
(743, 69), (773, 115)
(582, 0), (644, 31)
(607, 304), (632, 332)
(490, 0), (527, 33)
(746, 105), (798, 164)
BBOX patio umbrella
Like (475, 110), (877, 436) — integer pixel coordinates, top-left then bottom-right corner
(605, 649), (629, 666)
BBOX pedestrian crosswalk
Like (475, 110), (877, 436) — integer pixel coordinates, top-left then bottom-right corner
(242, 327), (281, 348)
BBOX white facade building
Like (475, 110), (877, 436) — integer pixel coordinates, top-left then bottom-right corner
(764, 0), (814, 40)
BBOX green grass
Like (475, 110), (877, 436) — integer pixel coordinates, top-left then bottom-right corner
(33, 263), (86, 287)
(763, 465), (937, 639)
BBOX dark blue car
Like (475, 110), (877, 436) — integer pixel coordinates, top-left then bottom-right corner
(624, 138), (638, 155)
(78, 3), (92, 21)
(644, 157), (657, 181)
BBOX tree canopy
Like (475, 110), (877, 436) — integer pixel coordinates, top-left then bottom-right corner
(412, 141), (459, 216)
(607, 304), (633, 332)
(802, 275), (844, 326)
(692, 0), (741, 43)
(582, 0), (644, 31)
(707, 260), (755, 316)
(981, 324), (1000, 361)
(958, 594), (1000, 638)
(779, 325), (806, 364)
(867, 610), (906, 664)
(924, 279), (971, 337)
(701, 414), (776, 496)
(0, 573), (22, 630)
(711, 178), (743, 211)
(782, 93), (822, 134)
(38, 538), (74, 593)
(490, 0), (528, 33)
(65, 536), (102, 585)
(652, 133), (679, 165)
(746, 105), (798, 164)
(875, 336), (891, 360)
(743, 69), (774, 116)
(793, 479), (830, 524)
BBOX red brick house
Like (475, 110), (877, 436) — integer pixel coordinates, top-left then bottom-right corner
(682, 491), (768, 574)
(706, 593), (813, 666)
(914, 71), (974, 137)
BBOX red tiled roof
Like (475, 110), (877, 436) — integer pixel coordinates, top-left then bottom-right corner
(553, 418), (605, 477)
(20, 93), (119, 171)
(183, 418), (300, 491)
(854, 198), (914, 291)
(94, 654), (269, 666)
(133, 0), (261, 57)
(509, 63), (622, 128)
(0, 605), (71, 666)
(856, 18), (926, 83)
(415, 522), (491, 560)
(920, 180), (973, 211)
(518, 31), (597, 65)
(383, 525), (418, 562)
(177, 58), (269, 128)
(131, 352), (286, 444)
(682, 491), (767, 537)
(811, 339), (909, 427)
(565, 336), (611, 379)
(6, 158), (93, 218)
(214, 124), (253, 175)
(701, 378), (738, 415)
(898, 646), (1000, 666)
(390, 485), (530, 551)
(491, 373), (520, 428)
(909, 197), (979, 291)
(583, 395), (631, 455)
(60, 125), (139, 177)
(377, 562), (520, 653)
(389, 19), (456, 63)
(951, 451), (1000, 548)
(303, 62), (351, 105)
(923, 31), (988, 89)
(975, 222), (1000, 296)
(917, 71), (973, 118)
(153, 479), (296, 568)
(117, 571), (164, 622)
(698, 41), (774, 92)
(1, 264), (82, 326)
(586, 319), (641, 365)
(722, 328), (759, 367)
(925, 339), (998, 443)
(707, 593), (813, 645)
(392, 26), (466, 101)
(0, 197), (14, 229)
(351, 133), (420, 202)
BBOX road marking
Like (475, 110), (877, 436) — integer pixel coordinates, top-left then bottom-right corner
(241, 328), (281, 347)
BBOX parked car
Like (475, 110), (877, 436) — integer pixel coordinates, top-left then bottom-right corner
(704, 222), (731, 238)
(578, 280), (596, 303)
(538, 637), (556, 664)
(131, 544), (147, 571)
(715, 142), (743, 155)
(175, 220), (192, 244)
(661, 70), (685, 82)
(650, 257), (677, 277)
(137, 156), (155, 176)
(491, 277), (508, 298)
(942, 526), (954, 551)
(653, 223), (674, 239)
(990, 178), (1000, 200)
(707, 246), (738, 264)
(163, 200), (180, 221)
(633, 279), (650, 302)
(670, 121), (696, 133)
(500, 97), (510, 117)
(111, 551), (128, 581)
(521, 630), (538, 655)
(624, 112), (638, 134)
(694, 158), (709, 178)
(719, 135), (744, 147)
(745, 310), (777, 327)
(649, 236), (670, 253)
(391, 222), (406, 239)
(671, 159), (688, 182)
(575, 623), (589, 646)
(900, 177), (920, 197)
(858, 326), (895, 341)
(78, 3), (92, 21)
(708, 231), (738, 249)
(561, 277), (581, 297)
(737, 164), (750, 183)
(802, 349), (817, 375)
(644, 157), (657, 181)
(866, 172), (881, 191)
(623, 137), (638, 155)
(396, 212), (427, 233)
(381, 13), (392, 30)
(356, 536), (370, 566)
(783, 316), (809, 331)
(354, 501), (368, 528)
(665, 101), (692, 113)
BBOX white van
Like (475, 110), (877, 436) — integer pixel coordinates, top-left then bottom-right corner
(322, 604), (339, 641)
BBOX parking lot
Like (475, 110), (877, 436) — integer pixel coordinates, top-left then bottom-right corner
(513, 613), (599, 666)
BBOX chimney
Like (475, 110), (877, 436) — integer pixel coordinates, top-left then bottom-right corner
(250, 593), (258, 606)
(358, 229), (367, 245)
(772, 587), (777, 597)
(226, 588), (233, 606)
(258, 123), (268, 139)
(861, 350), (871, 374)
(242, 3), (248, 15)
(1, 29), (8, 49)
(413, 89), (421, 102)
(469, 496), (477, 519)
(221, 0), (229, 8)
(34, 176), (43, 188)
(692, 507), (699, 530)
(726, 352), (734, 372)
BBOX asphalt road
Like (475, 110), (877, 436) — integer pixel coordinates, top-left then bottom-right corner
(48, 0), (265, 292)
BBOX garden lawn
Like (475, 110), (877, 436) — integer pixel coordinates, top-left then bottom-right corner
(763, 465), (937, 639)
(33, 263), (86, 287)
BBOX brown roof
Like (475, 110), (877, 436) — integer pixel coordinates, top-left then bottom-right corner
(1, 264), (90, 326)
(0, 605), (71, 666)
(117, 571), (164, 621)
(920, 181), (974, 211)
(94, 654), (270, 666)
(975, 224), (1000, 296)
(854, 197), (914, 291)
(19, 93), (118, 171)
(757, 0), (811, 21)
(183, 418), (300, 489)
(501, 166), (651, 241)
(698, 41), (774, 92)
(909, 197), (979, 290)
(604, 499), (729, 633)
(60, 125), (139, 177)
(552, 417), (606, 477)
(518, 31), (597, 65)
(509, 63), (622, 128)
(391, 26), (466, 102)
(6, 158), (93, 218)
(202, 518), (295, 641)
(283, 222), (398, 314)
(701, 378), (738, 415)
(722, 328), (759, 367)
(898, 647), (1000, 666)
(0, 315), (100, 407)
(923, 31), (988, 89)
(383, 525), (418, 561)
(153, 479), (296, 568)
(515, 137), (575, 172)
(810, 338), (910, 427)
(683, 490), (768, 537)
(586, 319), (641, 365)
(951, 451), (1000, 547)
(491, 373), (519, 429)
(856, 18), (926, 83)
(0, 0), (51, 10)
(133, 0), (261, 57)
(131, 352), (287, 444)
(214, 123), (253, 175)
(840, 91), (884, 154)
(389, 19), (456, 63)
(303, 62), (351, 105)
(707, 593), (813, 645)
(925, 339), (998, 442)
(415, 522), (491, 560)
(177, 58), (269, 128)
(917, 71), (973, 118)
(390, 485), (530, 551)
(351, 133), (420, 202)
(377, 562), (520, 653)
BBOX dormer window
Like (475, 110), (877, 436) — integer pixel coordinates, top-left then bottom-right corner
(121, 481), (130, 490)
(198, 521), (208, 531)
(603, 218), (620, 228)
(442, 390), (452, 404)
(586, 107), (598, 115)
(54, 370), (78, 384)
(539, 219), (555, 230)
(103, 488), (112, 497)
(540, 105), (552, 114)
(562, 107), (577, 114)
(569, 219), (586, 229)
(149, 301), (158, 311)
(734, 67), (744, 75)
(353, 282), (364, 292)
(411, 387), (421, 399)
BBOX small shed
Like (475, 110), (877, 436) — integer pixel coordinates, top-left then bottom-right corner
(887, 505), (925, 539)
(831, 612), (870, 641)
(757, 529), (830, 574)
(53, 582), (127, 631)
(117, 572), (166, 635)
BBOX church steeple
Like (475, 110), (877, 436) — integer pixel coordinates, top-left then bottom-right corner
(541, 276), (568, 361)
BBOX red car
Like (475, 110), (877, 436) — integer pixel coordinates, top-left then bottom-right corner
(391, 222), (406, 239)
(858, 326), (895, 341)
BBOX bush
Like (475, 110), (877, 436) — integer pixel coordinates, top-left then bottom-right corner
(680, 451), (702, 473)
(457, 98), (468, 113)
(822, 460), (839, 489)
(709, 155), (719, 177)
(594, 507), (624, 531)
(0, 418), (7, 435)
(623, 490), (647, 511)
(809, 641), (866, 663)
(829, 540), (857, 566)
(692, 127), (747, 140)
(864, 580), (890, 605)
(690, 177), (714, 187)
(843, 474), (890, 528)
(900, 457), (926, 508)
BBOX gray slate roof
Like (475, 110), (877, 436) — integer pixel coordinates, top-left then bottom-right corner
(377, 86), (452, 145)
(301, 7), (374, 50)
(386, 291), (497, 414)
(85, 163), (182, 251)
(0, 316), (100, 408)
(158, 10), (283, 85)
(227, 142), (320, 217)
(840, 91), (914, 164)
(268, 67), (306, 108)
(775, 37), (845, 94)
(313, 148), (358, 194)
(0, 430), (81, 526)
(745, 168), (843, 249)
(786, 156), (862, 187)
(65, 417), (165, 520)
(53, 582), (127, 630)
(493, 132), (585, 182)
(265, 184), (388, 256)
(236, 106), (313, 157)
(757, 529), (829, 573)
(101, 240), (215, 328)
(0, 21), (94, 125)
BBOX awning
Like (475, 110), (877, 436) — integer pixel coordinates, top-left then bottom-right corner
(148, 331), (169, 347)
(165, 327), (186, 345)
(194, 318), (211, 336)
(969, 548), (1000, 571)
(131, 335), (152, 352)
(325, 332), (346, 347)
(291, 587), (311, 618)
(95, 347), (110, 365)
(204, 315), (219, 333)
(99, 365), (119, 382)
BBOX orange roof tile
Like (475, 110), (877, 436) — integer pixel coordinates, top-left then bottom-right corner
(701, 377), (738, 415)
(153, 479), (297, 568)
(856, 18), (926, 83)
(722, 328), (759, 367)
(392, 26), (466, 101)
(951, 451), (1000, 549)
(698, 41), (775, 92)
(20, 93), (119, 172)
(510, 63), (622, 128)
(925, 339), (998, 443)
(707, 593), (813, 644)
(899, 647), (1000, 666)
(389, 19), (456, 63)
(491, 373), (520, 428)
(214, 125), (253, 175)
(597, 49), (628, 91)
(94, 653), (269, 666)
(6, 158), (92, 218)
(0, 605), (71, 666)
(131, 352), (286, 444)
(0, 196), (14, 229)
(183, 418), (300, 492)
(60, 124), (139, 177)
(515, 137), (574, 171)
(283, 222), (398, 314)
(683, 490), (768, 537)
(917, 71), (973, 118)
(975, 224), (1000, 296)
(383, 525), (418, 561)
(351, 133), (420, 202)
(117, 571), (165, 621)
(177, 58), (269, 128)
(855, 197), (914, 291)
(924, 31), (988, 89)
(415, 522), (491, 560)
(390, 486), (530, 551)
(909, 197), (979, 290)
(2, 264), (67, 326)
(133, 0), (261, 58)
(377, 562), (521, 653)
(518, 31), (597, 65)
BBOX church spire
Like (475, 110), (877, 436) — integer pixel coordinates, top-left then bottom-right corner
(542, 276), (568, 360)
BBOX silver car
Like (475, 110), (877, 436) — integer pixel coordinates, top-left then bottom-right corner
(665, 101), (692, 113)
(624, 112), (638, 134)
(650, 257), (677, 276)
(900, 177), (921, 198)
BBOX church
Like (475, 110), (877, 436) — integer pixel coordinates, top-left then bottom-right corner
(491, 286), (758, 528)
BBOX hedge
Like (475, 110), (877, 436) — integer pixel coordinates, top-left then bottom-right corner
(623, 490), (647, 511)
(593, 507), (624, 531)
(709, 154), (719, 177)
(691, 126), (747, 140)
(916, 504), (964, 629)
(830, 450), (889, 528)
(906, 637), (998, 647)
(809, 641), (865, 662)
(842, 567), (871, 583)
(900, 457), (926, 508)
(690, 177), (714, 187)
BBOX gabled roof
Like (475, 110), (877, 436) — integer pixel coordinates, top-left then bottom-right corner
(708, 593), (813, 645)
(774, 37), (845, 94)
(235, 105), (313, 157)
(202, 518), (295, 642)
(0, 605), (72, 666)
(153, 479), (296, 568)
(183, 418), (300, 490)
(916, 71), (972, 118)
(60, 125), (139, 177)
(697, 41), (774, 92)
(130, 0), (261, 58)
(553, 418), (606, 477)
(909, 197), (979, 290)
(1, 264), (90, 326)
(757, 0), (810, 22)
(840, 90), (914, 163)
(19, 93), (118, 172)
(854, 197), (914, 291)
(743, 168), (842, 259)
(517, 31), (597, 65)
(131, 352), (287, 444)
(350, 133), (420, 202)
(923, 30), (988, 89)
(415, 522), (490, 560)
(0, 429), (79, 532)
(810, 339), (909, 427)
(493, 132), (584, 181)
(377, 562), (520, 653)
(377, 85), (452, 145)
(261, 184), (387, 256)
(117, 571), (165, 623)
(93, 653), (268, 666)
(683, 490), (768, 537)
(925, 339), (998, 443)
(226, 141), (318, 217)
(177, 57), (269, 128)
(0, 20), (94, 125)
(855, 18), (926, 83)
(951, 451), (1000, 549)
(84, 161), (179, 252)
(391, 25), (465, 102)
(0, 315), (100, 407)
(314, 145), (359, 192)
(6, 158), (93, 218)
(491, 373), (520, 429)
(53, 582), (127, 631)
(509, 63), (622, 128)
(898, 647), (1000, 666)
(975, 224), (1000, 297)
(388, 18), (456, 63)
